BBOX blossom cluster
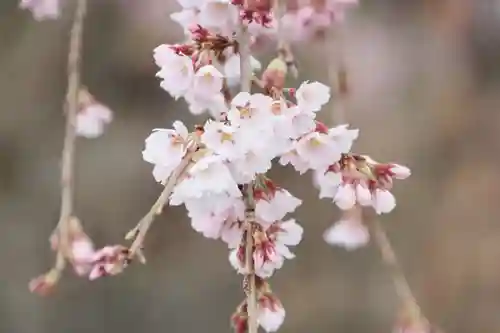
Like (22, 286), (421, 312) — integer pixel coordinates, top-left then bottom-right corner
(25, 0), (413, 332)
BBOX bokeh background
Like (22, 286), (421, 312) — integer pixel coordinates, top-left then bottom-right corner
(1, 0), (500, 332)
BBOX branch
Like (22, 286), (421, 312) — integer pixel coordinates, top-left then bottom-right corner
(371, 219), (423, 320)
(237, 16), (258, 333)
(55, 0), (87, 267)
(243, 186), (258, 333)
(238, 22), (252, 93)
(127, 153), (194, 260)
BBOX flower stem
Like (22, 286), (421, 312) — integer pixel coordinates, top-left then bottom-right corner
(56, 0), (87, 266)
(127, 154), (194, 260)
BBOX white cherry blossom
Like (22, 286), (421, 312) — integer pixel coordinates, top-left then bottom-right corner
(329, 124), (359, 153)
(279, 150), (310, 174)
(142, 121), (189, 183)
(228, 92), (274, 129)
(258, 298), (286, 332)
(76, 103), (113, 139)
(201, 120), (242, 160)
(155, 45), (194, 99)
(171, 154), (241, 204)
(323, 218), (369, 250)
(256, 190), (302, 225)
(295, 81), (331, 112)
(192, 65), (224, 100)
(198, 0), (238, 34)
(295, 131), (342, 171)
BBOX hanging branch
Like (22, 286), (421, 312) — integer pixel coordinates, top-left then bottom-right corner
(55, 0), (88, 271)
(238, 16), (258, 333)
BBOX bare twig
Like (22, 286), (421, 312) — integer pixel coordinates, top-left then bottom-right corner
(55, 0), (87, 269)
(327, 20), (428, 328)
(238, 24), (252, 93)
(371, 219), (423, 320)
(127, 153), (194, 260)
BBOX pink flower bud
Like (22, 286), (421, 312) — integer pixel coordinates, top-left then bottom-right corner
(389, 164), (411, 179)
(29, 270), (60, 296)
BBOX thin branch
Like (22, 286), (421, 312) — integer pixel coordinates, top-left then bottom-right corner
(371, 219), (423, 320)
(56, 0), (87, 265)
(238, 22), (252, 93)
(238, 16), (258, 333)
(127, 153), (194, 260)
(243, 187), (258, 333)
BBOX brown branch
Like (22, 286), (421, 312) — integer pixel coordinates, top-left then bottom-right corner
(371, 219), (424, 321)
(126, 153), (195, 261)
(54, 0), (88, 270)
(237, 16), (258, 333)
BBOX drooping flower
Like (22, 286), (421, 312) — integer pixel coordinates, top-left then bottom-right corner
(229, 219), (303, 278)
(258, 293), (286, 332)
(76, 103), (113, 139)
(323, 217), (369, 250)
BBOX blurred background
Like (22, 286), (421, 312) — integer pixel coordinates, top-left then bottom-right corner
(1, 0), (500, 332)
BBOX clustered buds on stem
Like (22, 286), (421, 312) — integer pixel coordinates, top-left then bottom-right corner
(22, 1), (434, 333)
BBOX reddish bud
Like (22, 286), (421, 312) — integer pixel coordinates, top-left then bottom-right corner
(315, 121), (329, 134)
(29, 270), (60, 296)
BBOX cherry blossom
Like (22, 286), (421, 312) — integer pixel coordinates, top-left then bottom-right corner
(295, 81), (331, 112)
(142, 121), (189, 183)
(229, 219), (303, 278)
(192, 65), (225, 100)
(257, 293), (286, 332)
(201, 120), (243, 160)
(20, 0), (60, 20)
(25, 0), (417, 331)
(255, 189), (302, 226)
(315, 156), (410, 214)
(154, 45), (195, 99)
(76, 103), (113, 139)
(323, 217), (369, 250)
(170, 154), (241, 204)
(199, 0), (238, 34)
